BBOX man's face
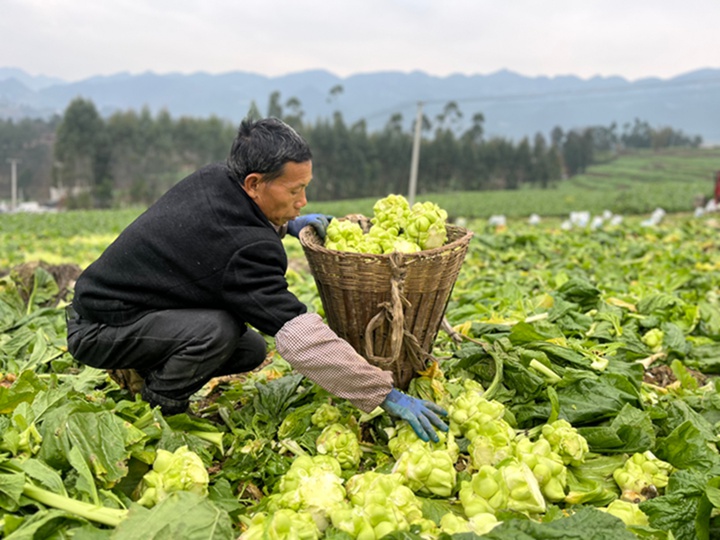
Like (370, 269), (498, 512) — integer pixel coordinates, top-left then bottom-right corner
(242, 161), (312, 226)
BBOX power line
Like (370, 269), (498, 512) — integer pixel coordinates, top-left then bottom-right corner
(360, 75), (720, 122)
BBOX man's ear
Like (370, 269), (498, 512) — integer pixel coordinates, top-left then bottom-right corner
(243, 173), (263, 198)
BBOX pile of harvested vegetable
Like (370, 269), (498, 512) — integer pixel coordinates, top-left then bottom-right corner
(324, 195), (448, 253)
(1, 212), (720, 539)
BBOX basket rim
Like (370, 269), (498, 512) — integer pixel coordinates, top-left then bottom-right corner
(299, 221), (474, 259)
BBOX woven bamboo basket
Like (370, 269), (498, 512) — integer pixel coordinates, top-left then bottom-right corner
(299, 215), (473, 389)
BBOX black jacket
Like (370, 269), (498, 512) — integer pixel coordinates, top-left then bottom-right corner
(73, 163), (307, 334)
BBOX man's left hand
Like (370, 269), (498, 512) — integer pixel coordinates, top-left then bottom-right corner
(287, 214), (332, 240)
(380, 388), (449, 443)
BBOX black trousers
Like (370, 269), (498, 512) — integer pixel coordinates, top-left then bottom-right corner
(66, 308), (267, 414)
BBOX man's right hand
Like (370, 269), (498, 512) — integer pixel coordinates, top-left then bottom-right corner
(380, 388), (449, 443)
(286, 214), (332, 240)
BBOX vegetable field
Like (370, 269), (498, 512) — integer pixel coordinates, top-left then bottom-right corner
(2, 208), (720, 539)
(306, 147), (720, 219)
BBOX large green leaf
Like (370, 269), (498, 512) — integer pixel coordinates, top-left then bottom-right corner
(578, 403), (655, 454)
(39, 408), (146, 488)
(112, 491), (233, 540)
(0, 472), (24, 511)
(515, 372), (640, 427)
(473, 507), (636, 539)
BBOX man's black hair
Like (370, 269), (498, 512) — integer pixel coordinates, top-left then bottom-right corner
(227, 117), (312, 185)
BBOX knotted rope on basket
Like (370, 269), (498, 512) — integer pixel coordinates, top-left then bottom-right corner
(363, 252), (435, 377)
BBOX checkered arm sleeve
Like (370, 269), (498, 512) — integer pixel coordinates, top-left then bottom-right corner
(275, 313), (394, 413)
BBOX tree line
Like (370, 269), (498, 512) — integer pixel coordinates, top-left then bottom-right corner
(0, 93), (703, 208)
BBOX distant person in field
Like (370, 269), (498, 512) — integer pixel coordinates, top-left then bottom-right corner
(66, 117), (447, 442)
(715, 171), (720, 204)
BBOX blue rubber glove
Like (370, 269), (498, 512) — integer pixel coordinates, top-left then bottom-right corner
(380, 388), (449, 443)
(287, 214), (332, 240)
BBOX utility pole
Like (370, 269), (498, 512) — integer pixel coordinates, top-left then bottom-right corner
(7, 158), (20, 212)
(407, 101), (423, 206)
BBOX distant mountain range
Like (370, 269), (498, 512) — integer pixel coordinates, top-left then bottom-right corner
(2, 66), (720, 144)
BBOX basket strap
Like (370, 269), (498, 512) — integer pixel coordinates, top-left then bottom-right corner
(364, 253), (433, 375)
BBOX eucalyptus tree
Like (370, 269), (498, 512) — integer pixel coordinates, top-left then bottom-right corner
(55, 98), (111, 207)
(267, 91), (283, 119)
(369, 113), (413, 196)
(562, 129), (593, 177)
(245, 101), (263, 122)
(513, 137), (533, 189)
(283, 97), (304, 130)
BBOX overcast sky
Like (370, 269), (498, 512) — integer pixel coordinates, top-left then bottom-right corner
(2, 0), (719, 82)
